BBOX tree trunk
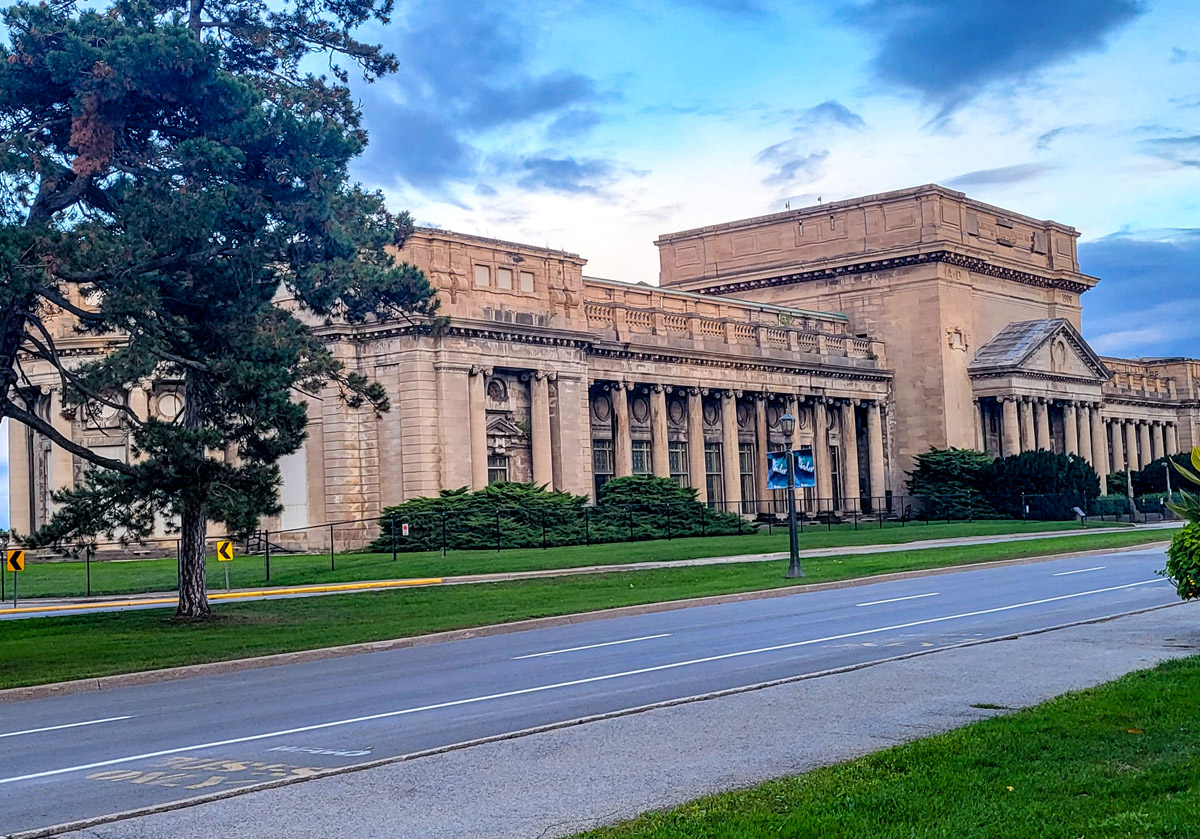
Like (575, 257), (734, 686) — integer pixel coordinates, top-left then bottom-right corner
(176, 497), (211, 618)
(176, 370), (210, 618)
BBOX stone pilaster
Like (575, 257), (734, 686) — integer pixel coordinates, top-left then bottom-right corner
(1090, 406), (1108, 494)
(754, 395), (769, 513)
(1138, 421), (1152, 471)
(813, 397), (833, 510)
(437, 362), (473, 491)
(1063, 401), (1079, 456)
(1167, 422), (1180, 455)
(552, 375), (590, 498)
(1126, 421), (1141, 472)
(650, 385), (669, 479)
(687, 388), (706, 502)
(720, 391), (741, 514)
(1110, 419), (1125, 474)
(48, 387), (75, 510)
(974, 398), (986, 452)
(841, 400), (861, 512)
(1078, 404), (1093, 467)
(530, 371), (553, 488)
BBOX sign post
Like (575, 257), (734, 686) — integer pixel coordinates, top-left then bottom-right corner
(216, 540), (234, 591)
(6, 549), (25, 607)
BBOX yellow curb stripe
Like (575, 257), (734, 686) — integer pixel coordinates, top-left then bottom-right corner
(3, 578), (443, 615)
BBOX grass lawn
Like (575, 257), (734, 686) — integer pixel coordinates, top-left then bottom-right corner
(9, 519), (1127, 600)
(571, 655), (1200, 839)
(0, 528), (1167, 691)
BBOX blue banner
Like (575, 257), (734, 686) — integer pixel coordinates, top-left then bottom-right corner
(766, 447), (816, 489)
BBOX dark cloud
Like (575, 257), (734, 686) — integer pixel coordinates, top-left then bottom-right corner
(512, 156), (619, 195)
(1080, 230), (1200, 357)
(944, 162), (1058, 187)
(353, 0), (602, 192)
(844, 0), (1143, 111)
(1139, 134), (1200, 168)
(756, 141), (829, 187)
(546, 109), (605, 141)
(1034, 124), (1089, 151)
(797, 100), (866, 131)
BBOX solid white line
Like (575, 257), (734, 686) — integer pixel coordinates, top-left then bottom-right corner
(513, 634), (671, 660)
(1053, 566), (1106, 576)
(0, 577), (1169, 787)
(0, 716), (134, 740)
(856, 592), (939, 607)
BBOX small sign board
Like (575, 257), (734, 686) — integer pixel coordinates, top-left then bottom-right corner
(5, 549), (25, 572)
(401, 523), (411, 537)
(216, 541), (235, 562)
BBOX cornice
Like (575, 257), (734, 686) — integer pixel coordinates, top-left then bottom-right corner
(968, 369), (1106, 386)
(686, 250), (1092, 297)
(588, 345), (892, 383)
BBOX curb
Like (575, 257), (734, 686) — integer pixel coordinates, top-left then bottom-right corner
(0, 539), (1170, 705)
(8, 597), (1190, 839)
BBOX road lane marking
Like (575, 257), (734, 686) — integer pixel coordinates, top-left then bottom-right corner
(1053, 566), (1106, 576)
(513, 634), (672, 660)
(855, 592), (939, 607)
(0, 716), (133, 740)
(0, 577), (1169, 787)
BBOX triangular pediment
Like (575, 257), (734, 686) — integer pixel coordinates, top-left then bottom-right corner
(969, 319), (1111, 382)
(485, 413), (526, 438)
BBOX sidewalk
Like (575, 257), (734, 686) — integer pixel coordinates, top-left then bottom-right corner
(59, 600), (1200, 839)
(6, 522), (1179, 617)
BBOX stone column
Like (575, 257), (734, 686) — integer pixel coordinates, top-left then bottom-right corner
(1151, 422), (1165, 462)
(612, 382), (633, 478)
(128, 385), (150, 464)
(1001, 397), (1020, 457)
(720, 391), (742, 514)
(1078, 403), (1093, 467)
(813, 397), (834, 511)
(48, 387), (75, 504)
(1167, 422), (1180, 455)
(649, 385), (669, 478)
(1125, 421), (1141, 472)
(841, 400), (861, 512)
(1138, 421), (1152, 471)
(1110, 420), (1125, 475)
(530, 371), (553, 488)
(1063, 401), (1079, 456)
(687, 389), (707, 502)
(1034, 399), (1050, 451)
(1090, 406), (1108, 494)
(468, 367), (489, 490)
(1019, 398), (1035, 452)
(867, 401), (886, 506)
(754, 395), (770, 513)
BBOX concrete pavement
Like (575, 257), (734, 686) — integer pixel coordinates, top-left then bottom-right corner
(0, 545), (1187, 837)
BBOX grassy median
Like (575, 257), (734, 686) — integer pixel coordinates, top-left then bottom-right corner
(572, 655), (1200, 839)
(10, 519), (1125, 600)
(0, 529), (1168, 691)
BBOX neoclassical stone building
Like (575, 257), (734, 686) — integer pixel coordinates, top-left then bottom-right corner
(7, 185), (1198, 541)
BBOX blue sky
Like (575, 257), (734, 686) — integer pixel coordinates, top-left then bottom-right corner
(3, 0), (1198, 527)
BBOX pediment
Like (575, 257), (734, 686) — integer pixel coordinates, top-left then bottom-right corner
(969, 319), (1111, 382)
(486, 413), (526, 438)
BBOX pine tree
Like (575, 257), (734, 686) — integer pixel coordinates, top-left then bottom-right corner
(0, 0), (438, 617)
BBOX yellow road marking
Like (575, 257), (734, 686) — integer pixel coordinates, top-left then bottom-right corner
(3, 577), (443, 615)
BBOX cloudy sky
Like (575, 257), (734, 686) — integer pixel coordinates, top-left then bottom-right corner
(2, 0), (1198, 527)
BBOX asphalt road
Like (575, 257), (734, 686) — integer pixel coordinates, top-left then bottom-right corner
(0, 546), (1179, 837)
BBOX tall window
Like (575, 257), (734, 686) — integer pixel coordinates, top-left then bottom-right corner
(474, 265), (490, 287)
(497, 267), (514, 290)
(593, 440), (614, 497)
(519, 270), (535, 292)
(738, 442), (756, 514)
(668, 441), (689, 487)
(828, 446), (842, 510)
(487, 454), (509, 485)
(631, 440), (652, 475)
(704, 442), (724, 508)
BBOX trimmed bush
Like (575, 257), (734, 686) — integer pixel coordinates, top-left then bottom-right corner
(981, 450), (1100, 520)
(905, 448), (995, 519)
(1133, 454), (1193, 495)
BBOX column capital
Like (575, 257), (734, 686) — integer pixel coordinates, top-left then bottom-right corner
(469, 365), (493, 377)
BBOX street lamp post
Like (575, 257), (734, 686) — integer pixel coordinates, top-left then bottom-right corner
(780, 412), (804, 579)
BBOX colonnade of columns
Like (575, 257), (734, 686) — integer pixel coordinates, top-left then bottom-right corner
(978, 393), (1182, 494)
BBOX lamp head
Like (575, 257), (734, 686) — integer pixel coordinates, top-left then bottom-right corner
(780, 412), (795, 436)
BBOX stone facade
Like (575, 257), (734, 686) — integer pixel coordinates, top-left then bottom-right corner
(7, 184), (1197, 545)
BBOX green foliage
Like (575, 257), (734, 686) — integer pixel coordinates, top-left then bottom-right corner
(1132, 453), (1193, 495)
(1107, 469), (1129, 497)
(370, 476), (755, 553)
(1166, 447), (1200, 524)
(0, 0), (439, 613)
(905, 448), (994, 519)
(981, 450), (1100, 519)
(1164, 524), (1200, 600)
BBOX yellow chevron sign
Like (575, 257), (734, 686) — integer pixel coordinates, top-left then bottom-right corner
(216, 541), (234, 562)
(6, 549), (25, 572)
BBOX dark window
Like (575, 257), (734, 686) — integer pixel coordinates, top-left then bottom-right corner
(487, 455), (509, 485)
(593, 440), (614, 497)
(631, 440), (652, 475)
(704, 442), (724, 508)
(668, 441), (689, 487)
(739, 442), (756, 514)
